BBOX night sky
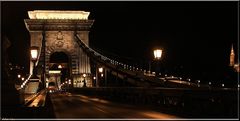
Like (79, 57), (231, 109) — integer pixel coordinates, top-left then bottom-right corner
(2, 1), (238, 80)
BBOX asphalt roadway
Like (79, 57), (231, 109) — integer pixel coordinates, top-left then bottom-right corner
(50, 92), (180, 119)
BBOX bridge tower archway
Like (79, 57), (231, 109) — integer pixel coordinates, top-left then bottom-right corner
(24, 10), (94, 88)
(48, 51), (71, 89)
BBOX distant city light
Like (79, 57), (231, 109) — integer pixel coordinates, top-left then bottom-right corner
(18, 74), (21, 78)
(188, 79), (191, 81)
(83, 74), (86, 78)
(222, 84), (224, 87)
(93, 77), (96, 80)
(101, 74), (104, 77)
(21, 77), (25, 81)
(198, 80), (200, 83)
(238, 84), (240, 88)
(209, 82), (211, 85)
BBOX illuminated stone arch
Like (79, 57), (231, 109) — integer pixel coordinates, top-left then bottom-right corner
(25, 10), (94, 87)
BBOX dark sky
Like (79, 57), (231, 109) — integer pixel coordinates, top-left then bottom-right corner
(1, 1), (239, 78)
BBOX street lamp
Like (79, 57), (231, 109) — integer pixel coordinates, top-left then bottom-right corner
(154, 49), (162, 60)
(83, 74), (86, 87)
(153, 49), (162, 77)
(30, 46), (40, 81)
(93, 76), (96, 87)
(98, 67), (104, 86)
(31, 46), (38, 62)
(222, 84), (225, 87)
(99, 67), (103, 73)
(30, 46), (39, 76)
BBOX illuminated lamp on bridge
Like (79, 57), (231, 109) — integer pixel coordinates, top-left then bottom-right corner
(83, 74), (86, 78)
(154, 49), (162, 60)
(99, 67), (103, 73)
(30, 46), (40, 82)
(153, 49), (162, 77)
(222, 84), (225, 87)
(98, 67), (104, 83)
(83, 74), (87, 87)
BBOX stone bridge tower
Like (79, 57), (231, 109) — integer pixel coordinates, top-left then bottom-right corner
(24, 10), (94, 88)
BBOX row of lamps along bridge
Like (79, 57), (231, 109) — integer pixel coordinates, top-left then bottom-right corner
(19, 47), (239, 88)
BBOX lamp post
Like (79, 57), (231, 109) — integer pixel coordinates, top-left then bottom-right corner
(153, 49), (162, 77)
(30, 46), (41, 92)
(93, 76), (96, 87)
(67, 79), (71, 89)
(30, 46), (39, 78)
(83, 74), (86, 87)
(99, 67), (103, 73)
(98, 67), (103, 86)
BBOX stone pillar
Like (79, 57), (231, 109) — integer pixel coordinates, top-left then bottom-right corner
(76, 31), (91, 74)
